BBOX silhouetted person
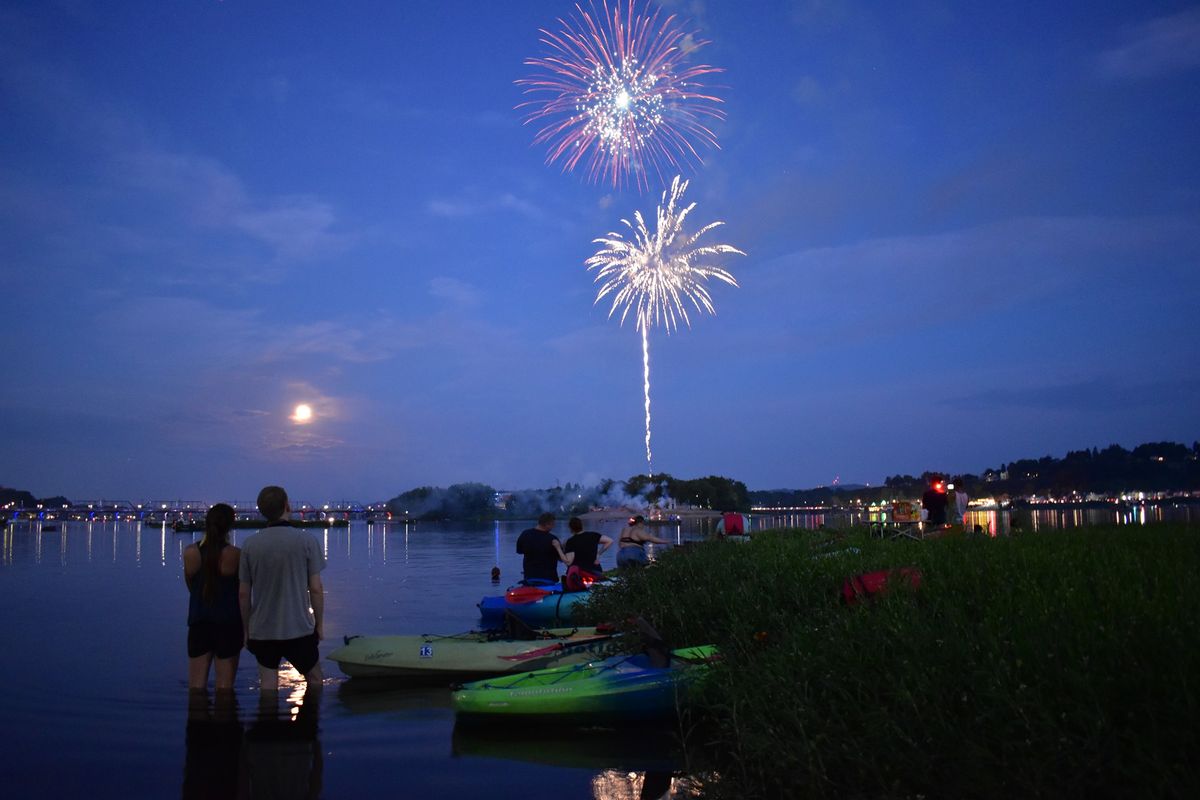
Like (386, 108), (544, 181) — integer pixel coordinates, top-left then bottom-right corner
(183, 503), (242, 691)
(953, 478), (970, 525)
(239, 485), (326, 693)
(562, 516), (612, 575)
(616, 515), (671, 568)
(921, 475), (948, 526)
(515, 512), (567, 583)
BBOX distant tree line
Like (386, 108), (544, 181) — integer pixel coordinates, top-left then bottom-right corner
(1, 487), (71, 509)
(386, 473), (751, 520)
(8, 440), (1195, 519)
(749, 440), (1200, 507)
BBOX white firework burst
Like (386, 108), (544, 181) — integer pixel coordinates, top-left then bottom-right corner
(586, 175), (743, 473)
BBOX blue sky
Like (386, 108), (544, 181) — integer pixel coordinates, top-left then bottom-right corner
(1, 0), (1198, 502)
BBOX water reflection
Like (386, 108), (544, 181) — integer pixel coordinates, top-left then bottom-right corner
(182, 683), (323, 799)
(452, 720), (698, 799)
(0, 506), (1196, 573)
(335, 681), (454, 715)
(183, 691), (245, 799)
(244, 687), (323, 799)
(752, 503), (1198, 538)
(590, 770), (704, 800)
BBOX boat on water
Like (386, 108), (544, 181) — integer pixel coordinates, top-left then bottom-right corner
(477, 580), (602, 626)
(452, 644), (718, 718)
(328, 624), (621, 682)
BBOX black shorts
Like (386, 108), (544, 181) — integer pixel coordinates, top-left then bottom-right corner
(247, 631), (320, 675)
(188, 620), (244, 659)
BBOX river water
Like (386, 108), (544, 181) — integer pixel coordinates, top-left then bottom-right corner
(2, 508), (1195, 798)
(0, 518), (701, 800)
(753, 502), (1199, 535)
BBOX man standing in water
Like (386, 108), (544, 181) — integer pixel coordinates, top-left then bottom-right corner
(515, 512), (567, 584)
(239, 485), (326, 691)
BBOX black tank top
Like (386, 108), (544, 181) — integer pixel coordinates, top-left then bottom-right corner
(187, 546), (240, 626)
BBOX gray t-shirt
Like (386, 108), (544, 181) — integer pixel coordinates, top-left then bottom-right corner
(239, 522), (326, 641)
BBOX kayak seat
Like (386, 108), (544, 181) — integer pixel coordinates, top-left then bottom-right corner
(501, 610), (540, 641)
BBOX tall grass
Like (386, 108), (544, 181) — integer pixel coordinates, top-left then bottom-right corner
(581, 524), (1200, 798)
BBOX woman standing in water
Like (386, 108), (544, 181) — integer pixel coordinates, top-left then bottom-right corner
(183, 503), (243, 691)
(615, 515), (671, 568)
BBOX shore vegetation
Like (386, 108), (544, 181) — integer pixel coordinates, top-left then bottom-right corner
(581, 523), (1199, 798)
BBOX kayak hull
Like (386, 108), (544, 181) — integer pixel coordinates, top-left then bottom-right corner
(452, 645), (717, 718)
(477, 588), (591, 626)
(328, 627), (620, 682)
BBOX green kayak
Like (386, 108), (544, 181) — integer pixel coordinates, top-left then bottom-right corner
(328, 626), (621, 682)
(452, 644), (718, 718)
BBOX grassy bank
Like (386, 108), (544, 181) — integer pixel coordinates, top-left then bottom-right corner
(581, 524), (1199, 798)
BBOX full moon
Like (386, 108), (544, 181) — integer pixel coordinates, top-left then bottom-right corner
(292, 404), (313, 423)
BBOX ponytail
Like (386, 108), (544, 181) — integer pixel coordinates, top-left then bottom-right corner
(199, 503), (235, 603)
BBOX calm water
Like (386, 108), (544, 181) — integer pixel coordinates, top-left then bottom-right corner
(2, 508), (1195, 798)
(752, 502), (1200, 536)
(0, 518), (700, 800)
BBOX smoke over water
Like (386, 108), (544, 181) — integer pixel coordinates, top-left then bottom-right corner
(386, 479), (677, 520)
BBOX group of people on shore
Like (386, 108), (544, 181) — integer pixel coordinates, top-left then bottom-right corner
(920, 474), (970, 527)
(515, 512), (672, 586)
(183, 485), (326, 694)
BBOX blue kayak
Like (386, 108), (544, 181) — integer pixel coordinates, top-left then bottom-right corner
(478, 584), (590, 626)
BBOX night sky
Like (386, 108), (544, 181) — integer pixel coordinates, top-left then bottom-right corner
(2, 1), (1198, 502)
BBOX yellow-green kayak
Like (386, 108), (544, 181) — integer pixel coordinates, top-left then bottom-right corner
(452, 645), (717, 718)
(328, 626), (621, 682)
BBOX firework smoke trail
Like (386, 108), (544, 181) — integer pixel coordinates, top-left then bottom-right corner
(518, 0), (725, 190)
(642, 326), (652, 473)
(587, 176), (743, 474)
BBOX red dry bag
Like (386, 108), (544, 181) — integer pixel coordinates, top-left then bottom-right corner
(841, 567), (922, 606)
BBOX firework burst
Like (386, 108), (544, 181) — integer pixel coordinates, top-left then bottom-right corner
(587, 175), (743, 473)
(518, 0), (725, 190)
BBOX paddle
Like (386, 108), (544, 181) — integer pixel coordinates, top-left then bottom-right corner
(505, 585), (553, 604)
(497, 633), (615, 662)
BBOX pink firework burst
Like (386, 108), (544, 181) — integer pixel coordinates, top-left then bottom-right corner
(517, 0), (725, 190)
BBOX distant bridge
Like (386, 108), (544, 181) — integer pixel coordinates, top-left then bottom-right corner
(7, 499), (392, 523)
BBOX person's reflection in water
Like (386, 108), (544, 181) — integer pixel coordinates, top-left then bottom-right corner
(244, 684), (323, 799)
(182, 690), (247, 799)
